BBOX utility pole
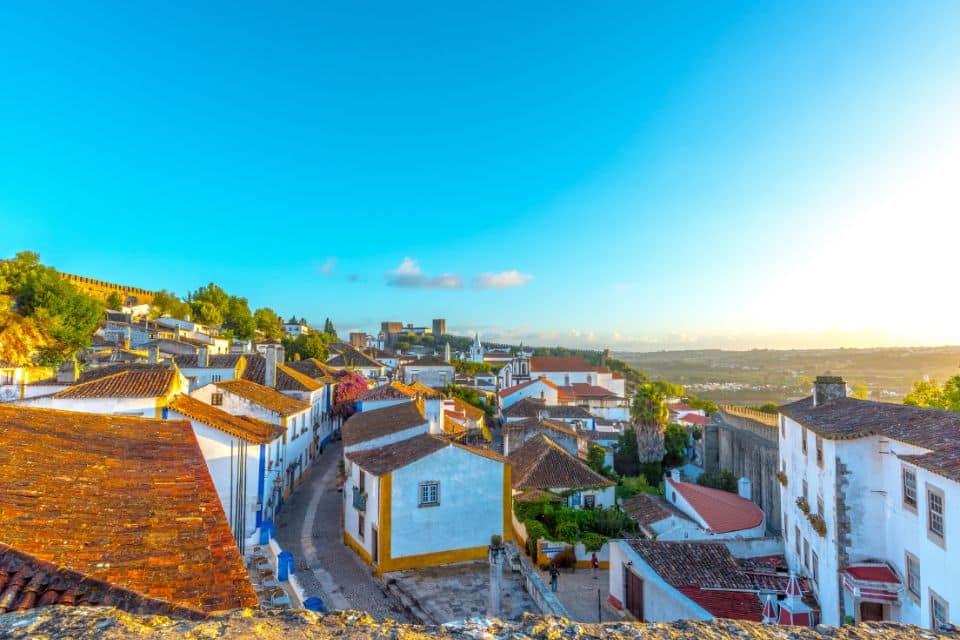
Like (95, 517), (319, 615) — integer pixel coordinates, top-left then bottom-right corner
(597, 588), (602, 623)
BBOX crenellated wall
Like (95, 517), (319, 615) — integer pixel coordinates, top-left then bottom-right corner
(59, 272), (157, 305)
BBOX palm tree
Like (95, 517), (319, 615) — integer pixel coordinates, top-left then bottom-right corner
(632, 383), (667, 464)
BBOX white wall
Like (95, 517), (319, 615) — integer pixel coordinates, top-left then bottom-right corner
(179, 366), (237, 391)
(500, 380), (558, 409)
(389, 445), (504, 558)
(14, 395), (159, 417)
(343, 460), (380, 561)
(402, 365), (454, 387)
(343, 423), (430, 455)
(609, 541), (713, 622)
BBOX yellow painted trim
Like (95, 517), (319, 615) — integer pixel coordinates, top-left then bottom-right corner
(502, 464), (512, 542)
(379, 472), (392, 571)
(576, 560), (610, 569)
(343, 530), (373, 566)
(377, 545), (490, 574)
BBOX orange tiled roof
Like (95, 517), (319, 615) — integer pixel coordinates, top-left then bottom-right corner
(508, 434), (614, 490)
(276, 364), (323, 392)
(529, 356), (596, 372)
(409, 380), (442, 398)
(54, 368), (177, 399)
(0, 404), (256, 612)
(667, 479), (764, 534)
(498, 376), (558, 398)
(0, 543), (205, 618)
(214, 379), (310, 416)
(168, 395), (284, 444)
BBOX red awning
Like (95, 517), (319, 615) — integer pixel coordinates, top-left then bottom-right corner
(842, 564), (903, 604)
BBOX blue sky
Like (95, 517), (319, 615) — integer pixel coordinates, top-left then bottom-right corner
(2, 2), (959, 350)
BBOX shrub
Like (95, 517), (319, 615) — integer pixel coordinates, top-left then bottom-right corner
(582, 532), (607, 552)
(514, 497), (551, 522)
(592, 507), (637, 537)
(524, 519), (547, 559)
(555, 521), (581, 544)
(696, 470), (738, 493)
(619, 475), (660, 499)
(637, 462), (663, 487)
(553, 546), (577, 570)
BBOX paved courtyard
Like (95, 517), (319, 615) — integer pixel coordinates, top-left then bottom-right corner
(274, 440), (410, 621)
(546, 566), (621, 623)
(384, 560), (537, 624)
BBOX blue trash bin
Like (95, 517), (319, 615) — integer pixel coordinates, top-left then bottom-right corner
(277, 550), (295, 581)
(259, 520), (274, 545)
(304, 596), (326, 612)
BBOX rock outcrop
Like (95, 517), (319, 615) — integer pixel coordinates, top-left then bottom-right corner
(0, 608), (955, 640)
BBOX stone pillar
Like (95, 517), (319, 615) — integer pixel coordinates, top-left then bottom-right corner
(488, 536), (504, 618)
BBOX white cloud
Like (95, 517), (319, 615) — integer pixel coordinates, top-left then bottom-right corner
(472, 270), (533, 289)
(386, 257), (463, 289)
(318, 257), (337, 275)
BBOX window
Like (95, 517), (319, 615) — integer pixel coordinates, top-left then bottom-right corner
(903, 467), (918, 511)
(801, 427), (808, 455)
(905, 552), (920, 602)
(418, 481), (440, 507)
(928, 485), (945, 543)
(211, 392), (223, 406)
(803, 539), (810, 571)
(358, 512), (365, 539)
(587, 375), (593, 385)
(212, 374), (222, 383)
(815, 436), (823, 467)
(784, 513), (789, 539)
(781, 415), (786, 438)
(0, 371), (13, 386)
(812, 550), (819, 584)
(803, 479), (808, 504)
(931, 590), (949, 631)
(359, 470), (365, 493)
(795, 526), (801, 556)
(584, 494), (596, 509)
(817, 496), (824, 518)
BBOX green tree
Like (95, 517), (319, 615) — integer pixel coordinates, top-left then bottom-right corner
(685, 396), (718, 414)
(632, 383), (667, 466)
(254, 307), (283, 339)
(586, 445), (607, 474)
(221, 295), (255, 340)
(754, 402), (780, 414)
(652, 379), (685, 398)
(613, 428), (640, 477)
(188, 283), (229, 325)
(850, 383), (869, 400)
(323, 317), (337, 337)
(105, 291), (124, 310)
(285, 332), (333, 361)
(662, 424), (688, 467)
(697, 470), (738, 493)
(150, 289), (191, 319)
(903, 379), (949, 409)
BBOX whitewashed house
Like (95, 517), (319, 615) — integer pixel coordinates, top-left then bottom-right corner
(0, 362), (55, 402)
(779, 375), (960, 630)
(508, 434), (615, 509)
(327, 345), (388, 380)
(164, 394), (284, 547)
(13, 363), (184, 417)
(399, 355), (454, 388)
(498, 377), (559, 410)
(173, 350), (246, 391)
(341, 400), (430, 455)
(661, 471), (766, 539)
(191, 378), (312, 501)
(343, 432), (510, 574)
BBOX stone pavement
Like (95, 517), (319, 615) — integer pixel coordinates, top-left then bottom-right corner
(274, 440), (409, 621)
(384, 560), (537, 624)
(546, 566), (620, 623)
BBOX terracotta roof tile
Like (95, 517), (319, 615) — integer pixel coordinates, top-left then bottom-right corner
(168, 395), (284, 444)
(0, 405), (256, 612)
(76, 363), (171, 384)
(55, 368), (177, 399)
(276, 364), (323, 392)
(622, 493), (694, 527)
(173, 354), (244, 369)
(358, 381), (418, 402)
(667, 479), (764, 533)
(503, 398), (593, 420)
(342, 401), (428, 447)
(626, 540), (754, 590)
(405, 355), (451, 366)
(559, 383), (618, 399)
(346, 433), (447, 474)
(676, 587), (762, 621)
(284, 358), (340, 380)
(508, 434), (614, 490)
(0, 543), (204, 619)
(213, 379), (310, 417)
(409, 380), (442, 398)
(504, 417), (578, 438)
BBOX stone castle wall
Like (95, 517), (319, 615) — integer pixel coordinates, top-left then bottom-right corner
(59, 272), (157, 305)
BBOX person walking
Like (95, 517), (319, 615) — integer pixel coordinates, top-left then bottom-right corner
(549, 563), (559, 592)
(591, 552), (599, 579)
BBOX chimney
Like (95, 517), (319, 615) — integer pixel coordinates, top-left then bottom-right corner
(444, 342), (451, 363)
(738, 477), (752, 501)
(148, 345), (159, 364)
(197, 346), (208, 368)
(57, 359), (80, 384)
(265, 346), (277, 388)
(813, 375), (846, 407)
(670, 468), (681, 483)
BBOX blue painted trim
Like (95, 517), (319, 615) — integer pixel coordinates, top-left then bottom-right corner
(256, 444), (266, 528)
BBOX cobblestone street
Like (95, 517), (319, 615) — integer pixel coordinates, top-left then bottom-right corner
(274, 440), (410, 621)
(547, 566), (620, 623)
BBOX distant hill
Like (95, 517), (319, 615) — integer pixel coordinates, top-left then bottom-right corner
(614, 346), (960, 405)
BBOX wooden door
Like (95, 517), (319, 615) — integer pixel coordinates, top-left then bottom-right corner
(860, 602), (883, 621)
(624, 568), (644, 620)
(371, 527), (379, 564)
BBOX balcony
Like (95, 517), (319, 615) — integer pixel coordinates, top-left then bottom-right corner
(352, 486), (367, 512)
